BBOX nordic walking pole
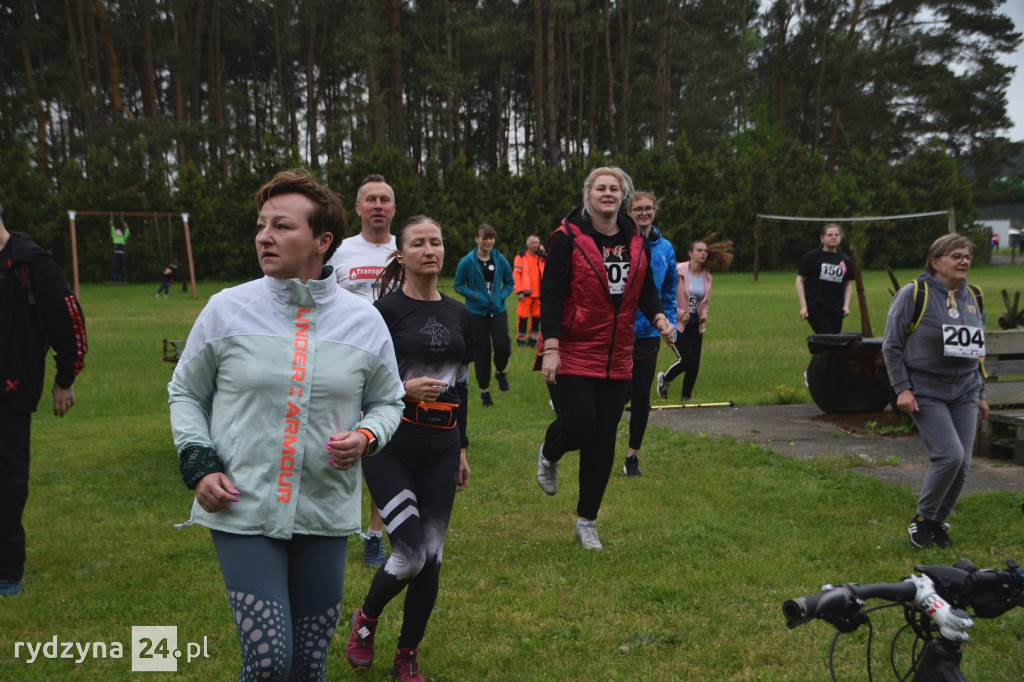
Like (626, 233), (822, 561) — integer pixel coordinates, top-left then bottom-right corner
(626, 401), (736, 411)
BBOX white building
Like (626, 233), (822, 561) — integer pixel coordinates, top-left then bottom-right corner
(979, 218), (1012, 248)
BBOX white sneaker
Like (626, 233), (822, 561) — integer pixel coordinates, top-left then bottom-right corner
(536, 445), (558, 495)
(574, 522), (603, 550)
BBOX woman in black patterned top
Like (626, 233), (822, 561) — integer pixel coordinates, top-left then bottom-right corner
(345, 215), (472, 682)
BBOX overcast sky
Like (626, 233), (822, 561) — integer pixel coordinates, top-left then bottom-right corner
(1002, 1), (1024, 141)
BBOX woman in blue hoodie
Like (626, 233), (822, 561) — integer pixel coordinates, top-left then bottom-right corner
(454, 223), (515, 406)
(623, 191), (677, 477)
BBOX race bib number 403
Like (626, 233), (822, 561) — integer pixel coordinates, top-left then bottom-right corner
(605, 262), (630, 295)
(942, 324), (985, 359)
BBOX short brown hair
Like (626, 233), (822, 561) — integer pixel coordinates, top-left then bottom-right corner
(476, 223), (497, 239)
(255, 169), (347, 262)
(925, 233), (972, 274)
(356, 174), (395, 204)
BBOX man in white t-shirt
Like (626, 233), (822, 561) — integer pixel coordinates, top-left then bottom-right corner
(327, 174), (397, 567)
(328, 174), (397, 300)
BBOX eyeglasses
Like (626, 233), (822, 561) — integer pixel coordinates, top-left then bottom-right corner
(946, 252), (971, 262)
(631, 206), (654, 214)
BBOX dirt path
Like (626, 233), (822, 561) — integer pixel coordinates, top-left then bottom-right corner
(646, 403), (1024, 497)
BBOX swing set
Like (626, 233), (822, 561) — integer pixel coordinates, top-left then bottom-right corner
(65, 210), (197, 299)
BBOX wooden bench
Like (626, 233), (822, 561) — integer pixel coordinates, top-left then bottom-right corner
(975, 329), (1024, 463)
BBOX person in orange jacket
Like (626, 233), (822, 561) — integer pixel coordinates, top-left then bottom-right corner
(513, 234), (545, 346)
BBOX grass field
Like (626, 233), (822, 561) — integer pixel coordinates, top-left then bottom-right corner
(1, 263), (1023, 680)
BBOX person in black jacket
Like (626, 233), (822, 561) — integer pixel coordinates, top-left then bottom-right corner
(0, 201), (87, 597)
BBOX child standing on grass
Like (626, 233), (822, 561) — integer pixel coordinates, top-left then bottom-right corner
(156, 259), (179, 297)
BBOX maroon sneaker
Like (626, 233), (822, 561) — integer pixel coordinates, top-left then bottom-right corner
(345, 607), (378, 670)
(391, 647), (425, 681)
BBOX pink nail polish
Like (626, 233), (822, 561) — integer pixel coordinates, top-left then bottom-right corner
(231, 489), (239, 494)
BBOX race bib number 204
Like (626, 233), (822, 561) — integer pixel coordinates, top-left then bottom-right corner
(942, 324), (985, 359)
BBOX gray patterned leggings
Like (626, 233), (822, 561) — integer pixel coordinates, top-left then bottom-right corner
(210, 530), (348, 681)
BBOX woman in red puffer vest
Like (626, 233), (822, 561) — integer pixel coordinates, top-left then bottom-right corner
(533, 166), (676, 551)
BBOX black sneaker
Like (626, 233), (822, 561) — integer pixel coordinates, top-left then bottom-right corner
(931, 520), (953, 548)
(496, 372), (510, 391)
(481, 391), (493, 407)
(623, 456), (642, 477)
(656, 372), (669, 400)
(908, 514), (935, 548)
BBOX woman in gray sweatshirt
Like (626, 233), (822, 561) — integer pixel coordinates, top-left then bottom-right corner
(882, 233), (988, 549)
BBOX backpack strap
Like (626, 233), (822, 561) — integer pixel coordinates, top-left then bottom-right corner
(966, 284), (983, 314)
(966, 283), (987, 379)
(903, 277), (928, 344)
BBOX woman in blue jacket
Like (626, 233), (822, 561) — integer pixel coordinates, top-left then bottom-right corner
(454, 223), (515, 406)
(623, 191), (677, 477)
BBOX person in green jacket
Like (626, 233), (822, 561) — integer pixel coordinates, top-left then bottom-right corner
(110, 219), (129, 282)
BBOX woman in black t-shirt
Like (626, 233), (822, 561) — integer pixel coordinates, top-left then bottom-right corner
(345, 216), (472, 682)
(795, 223), (853, 334)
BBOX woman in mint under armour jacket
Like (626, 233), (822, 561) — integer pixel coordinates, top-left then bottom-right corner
(882, 233), (988, 550)
(169, 169), (404, 681)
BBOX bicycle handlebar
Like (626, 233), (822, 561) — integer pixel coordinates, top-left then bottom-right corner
(783, 581), (917, 630)
(783, 560), (1024, 636)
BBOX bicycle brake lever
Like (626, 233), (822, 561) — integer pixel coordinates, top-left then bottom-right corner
(821, 607), (869, 633)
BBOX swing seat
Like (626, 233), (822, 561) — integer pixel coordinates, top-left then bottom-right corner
(163, 339), (187, 365)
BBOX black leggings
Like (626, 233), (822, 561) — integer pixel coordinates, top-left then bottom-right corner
(544, 374), (629, 520)
(625, 337), (661, 451)
(360, 423), (461, 650)
(663, 317), (703, 400)
(470, 312), (511, 390)
(210, 530), (348, 682)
